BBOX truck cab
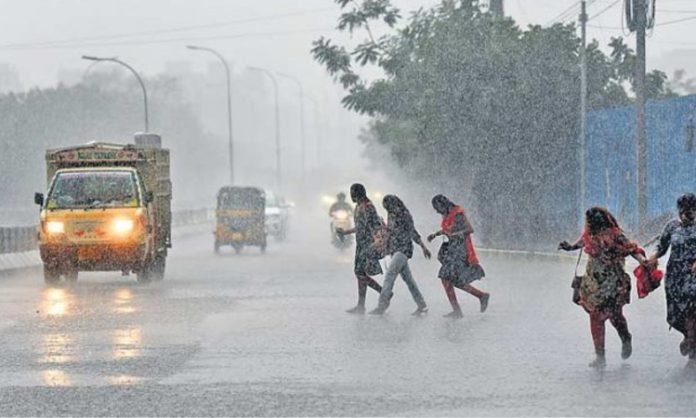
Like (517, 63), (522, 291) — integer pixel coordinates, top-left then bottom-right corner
(35, 137), (171, 284)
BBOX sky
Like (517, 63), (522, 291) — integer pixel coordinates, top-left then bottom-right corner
(0, 0), (695, 94)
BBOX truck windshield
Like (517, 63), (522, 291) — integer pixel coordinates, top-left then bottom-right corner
(218, 189), (263, 210)
(47, 171), (140, 209)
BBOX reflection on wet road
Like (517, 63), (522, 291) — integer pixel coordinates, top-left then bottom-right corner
(1, 229), (696, 416)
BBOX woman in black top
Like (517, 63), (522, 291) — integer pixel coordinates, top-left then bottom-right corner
(369, 195), (430, 315)
(337, 183), (384, 314)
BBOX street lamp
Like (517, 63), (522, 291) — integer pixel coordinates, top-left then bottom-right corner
(186, 45), (235, 185)
(248, 66), (281, 190)
(81, 55), (149, 132)
(277, 73), (307, 188)
(302, 95), (321, 173)
(80, 60), (102, 83)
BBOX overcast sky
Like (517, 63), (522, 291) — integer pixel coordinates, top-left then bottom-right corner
(0, 0), (694, 93)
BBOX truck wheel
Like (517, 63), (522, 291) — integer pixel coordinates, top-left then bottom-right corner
(136, 266), (151, 283)
(151, 255), (166, 281)
(43, 265), (60, 285)
(65, 270), (78, 283)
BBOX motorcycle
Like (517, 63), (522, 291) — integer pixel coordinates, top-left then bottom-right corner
(330, 209), (354, 250)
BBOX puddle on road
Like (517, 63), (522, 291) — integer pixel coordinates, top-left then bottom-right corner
(106, 374), (143, 385)
(41, 369), (71, 386)
(112, 328), (143, 360)
(39, 333), (74, 364)
(39, 287), (73, 317)
(114, 287), (137, 314)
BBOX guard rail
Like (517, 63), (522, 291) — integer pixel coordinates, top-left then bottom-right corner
(0, 208), (213, 255)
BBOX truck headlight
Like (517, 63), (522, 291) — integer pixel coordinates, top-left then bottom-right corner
(45, 221), (65, 234)
(112, 218), (135, 235)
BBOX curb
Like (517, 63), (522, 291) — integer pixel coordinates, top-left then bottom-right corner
(477, 247), (578, 263)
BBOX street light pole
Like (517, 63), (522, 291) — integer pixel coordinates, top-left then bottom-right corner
(248, 66), (281, 190)
(277, 73), (307, 188)
(635, 0), (648, 229)
(81, 55), (149, 132)
(579, 1), (588, 220)
(186, 45), (235, 185)
(302, 95), (320, 173)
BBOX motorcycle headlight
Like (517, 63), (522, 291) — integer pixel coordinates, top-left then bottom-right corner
(112, 218), (135, 235)
(45, 221), (65, 234)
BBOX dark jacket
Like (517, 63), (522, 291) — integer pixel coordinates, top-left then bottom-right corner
(386, 211), (421, 259)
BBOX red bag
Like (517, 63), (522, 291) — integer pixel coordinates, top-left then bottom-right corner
(633, 265), (664, 299)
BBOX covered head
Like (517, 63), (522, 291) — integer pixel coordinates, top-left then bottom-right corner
(431, 194), (453, 215)
(382, 194), (407, 215)
(585, 206), (620, 235)
(677, 193), (696, 212)
(677, 193), (696, 222)
(350, 183), (367, 203)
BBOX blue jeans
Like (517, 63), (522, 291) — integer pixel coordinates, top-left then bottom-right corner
(378, 252), (426, 308)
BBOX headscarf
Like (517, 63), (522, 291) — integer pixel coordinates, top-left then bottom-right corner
(581, 207), (641, 258)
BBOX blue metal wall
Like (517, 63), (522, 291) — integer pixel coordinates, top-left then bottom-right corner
(585, 94), (696, 229)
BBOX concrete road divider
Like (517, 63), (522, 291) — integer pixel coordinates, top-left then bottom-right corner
(0, 208), (214, 273)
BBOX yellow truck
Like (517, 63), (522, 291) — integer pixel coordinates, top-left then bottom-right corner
(34, 134), (172, 284)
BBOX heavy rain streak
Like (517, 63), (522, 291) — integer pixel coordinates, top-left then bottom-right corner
(2, 0), (696, 416)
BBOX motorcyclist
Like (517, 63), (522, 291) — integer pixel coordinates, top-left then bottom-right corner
(329, 192), (353, 217)
(329, 192), (353, 245)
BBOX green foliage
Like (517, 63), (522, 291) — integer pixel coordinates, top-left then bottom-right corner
(669, 69), (696, 94)
(312, 0), (678, 248)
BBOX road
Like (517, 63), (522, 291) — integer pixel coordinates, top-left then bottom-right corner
(0, 222), (695, 416)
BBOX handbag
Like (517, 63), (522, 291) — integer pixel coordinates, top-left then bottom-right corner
(371, 218), (389, 259)
(571, 250), (583, 305)
(633, 264), (663, 298)
(437, 241), (449, 263)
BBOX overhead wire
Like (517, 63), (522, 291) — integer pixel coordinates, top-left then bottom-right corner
(588, 0), (623, 21)
(657, 9), (696, 14)
(0, 28), (336, 52)
(546, 1), (581, 26)
(654, 15), (696, 26)
(0, 7), (337, 50)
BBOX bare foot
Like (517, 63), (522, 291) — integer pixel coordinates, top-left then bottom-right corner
(345, 305), (365, 315)
(443, 310), (464, 319)
(588, 356), (606, 369)
(480, 293), (490, 313)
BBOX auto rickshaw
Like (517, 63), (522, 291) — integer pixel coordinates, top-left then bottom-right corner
(214, 186), (267, 254)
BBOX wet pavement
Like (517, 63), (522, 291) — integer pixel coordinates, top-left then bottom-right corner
(1, 228), (696, 416)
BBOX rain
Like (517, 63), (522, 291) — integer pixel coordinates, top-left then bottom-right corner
(1, 0), (696, 416)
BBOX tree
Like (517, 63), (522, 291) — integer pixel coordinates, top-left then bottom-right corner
(312, 0), (677, 248)
(669, 69), (696, 95)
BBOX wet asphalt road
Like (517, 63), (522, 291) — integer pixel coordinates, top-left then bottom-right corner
(1, 226), (696, 416)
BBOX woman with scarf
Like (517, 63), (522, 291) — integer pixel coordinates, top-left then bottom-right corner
(648, 193), (696, 364)
(369, 195), (430, 315)
(428, 195), (490, 319)
(559, 207), (647, 368)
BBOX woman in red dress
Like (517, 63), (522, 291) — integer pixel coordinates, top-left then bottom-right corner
(559, 207), (647, 368)
(428, 195), (489, 318)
